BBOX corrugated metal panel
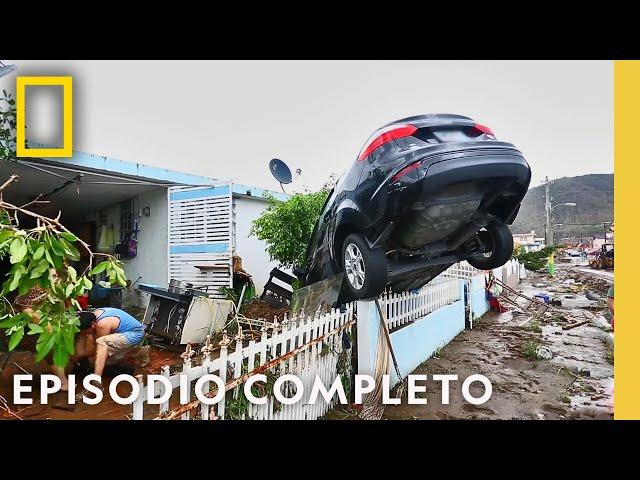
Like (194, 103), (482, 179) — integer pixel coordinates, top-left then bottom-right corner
(168, 184), (233, 298)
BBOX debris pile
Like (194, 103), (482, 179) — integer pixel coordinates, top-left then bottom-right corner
(553, 269), (611, 297)
(242, 299), (290, 322)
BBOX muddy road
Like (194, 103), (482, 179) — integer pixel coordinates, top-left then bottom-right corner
(330, 267), (614, 421)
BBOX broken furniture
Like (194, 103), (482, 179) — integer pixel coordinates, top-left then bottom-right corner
(488, 276), (551, 314)
(261, 268), (296, 306)
(138, 283), (208, 345)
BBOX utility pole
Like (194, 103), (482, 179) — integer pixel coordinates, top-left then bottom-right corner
(544, 176), (553, 246)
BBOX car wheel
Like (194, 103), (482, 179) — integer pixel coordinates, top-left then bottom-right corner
(341, 233), (387, 300)
(467, 221), (514, 270)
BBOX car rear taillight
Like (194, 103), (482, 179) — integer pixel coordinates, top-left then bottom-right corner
(357, 124), (417, 161)
(391, 161), (422, 182)
(471, 123), (494, 136)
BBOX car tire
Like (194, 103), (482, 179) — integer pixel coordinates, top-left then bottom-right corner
(341, 233), (387, 300)
(467, 221), (514, 270)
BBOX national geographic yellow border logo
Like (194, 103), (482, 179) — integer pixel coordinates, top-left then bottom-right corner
(16, 76), (73, 158)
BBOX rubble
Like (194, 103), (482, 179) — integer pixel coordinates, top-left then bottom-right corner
(242, 299), (290, 322)
(536, 346), (553, 359)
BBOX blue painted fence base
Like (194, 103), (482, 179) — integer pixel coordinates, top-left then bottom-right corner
(357, 297), (466, 388)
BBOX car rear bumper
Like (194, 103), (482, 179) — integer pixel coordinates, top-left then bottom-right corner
(375, 144), (530, 249)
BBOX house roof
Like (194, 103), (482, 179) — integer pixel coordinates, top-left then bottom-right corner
(27, 147), (288, 202)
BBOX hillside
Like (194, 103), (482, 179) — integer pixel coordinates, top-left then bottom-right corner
(510, 174), (613, 240)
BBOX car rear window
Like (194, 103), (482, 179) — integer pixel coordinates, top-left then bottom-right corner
(414, 126), (494, 144)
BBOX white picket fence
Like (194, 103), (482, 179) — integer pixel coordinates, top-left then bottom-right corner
(379, 276), (462, 330)
(132, 304), (354, 420)
(131, 269), (490, 420)
(442, 261), (483, 279)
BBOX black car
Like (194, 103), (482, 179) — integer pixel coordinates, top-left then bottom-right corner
(296, 114), (531, 302)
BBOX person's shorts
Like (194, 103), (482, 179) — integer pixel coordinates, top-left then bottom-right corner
(95, 333), (138, 360)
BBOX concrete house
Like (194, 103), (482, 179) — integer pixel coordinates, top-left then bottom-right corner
(0, 150), (286, 307)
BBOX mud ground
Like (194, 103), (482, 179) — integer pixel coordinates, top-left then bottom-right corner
(0, 346), (183, 420)
(330, 266), (614, 420)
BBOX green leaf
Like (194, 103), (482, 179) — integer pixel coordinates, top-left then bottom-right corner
(65, 284), (74, 298)
(28, 323), (44, 334)
(35, 333), (56, 362)
(18, 276), (35, 296)
(51, 252), (63, 271)
(8, 327), (24, 351)
(8, 265), (26, 291)
(50, 238), (65, 257)
(30, 259), (50, 279)
(62, 329), (75, 355)
(60, 232), (78, 242)
(9, 237), (27, 264)
(33, 245), (45, 260)
(82, 277), (93, 290)
(53, 343), (69, 367)
(0, 314), (24, 329)
(44, 248), (54, 267)
(111, 262), (125, 276)
(67, 265), (77, 282)
(115, 272), (127, 287)
(0, 229), (13, 244)
(90, 261), (109, 275)
(60, 238), (80, 261)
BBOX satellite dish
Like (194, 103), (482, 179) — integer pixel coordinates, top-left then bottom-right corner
(269, 158), (294, 194)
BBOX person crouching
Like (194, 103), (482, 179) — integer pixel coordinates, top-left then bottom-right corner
(75, 308), (150, 395)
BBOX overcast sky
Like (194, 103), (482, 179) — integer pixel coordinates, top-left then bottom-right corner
(2, 60), (613, 192)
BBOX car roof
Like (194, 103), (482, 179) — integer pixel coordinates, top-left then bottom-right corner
(382, 113), (474, 129)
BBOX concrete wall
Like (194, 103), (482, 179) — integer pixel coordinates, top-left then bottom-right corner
(122, 188), (169, 306)
(470, 275), (490, 320)
(357, 285), (466, 387)
(233, 195), (281, 295)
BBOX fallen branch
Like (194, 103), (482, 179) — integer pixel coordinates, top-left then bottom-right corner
(562, 320), (590, 331)
(0, 174), (119, 273)
(0, 394), (23, 420)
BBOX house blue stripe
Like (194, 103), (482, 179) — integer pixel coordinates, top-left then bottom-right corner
(33, 144), (287, 201)
(169, 186), (229, 201)
(170, 243), (229, 254)
(232, 183), (288, 202)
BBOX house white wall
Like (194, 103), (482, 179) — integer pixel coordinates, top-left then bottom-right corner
(87, 190), (274, 307)
(123, 187), (169, 290)
(233, 195), (280, 295)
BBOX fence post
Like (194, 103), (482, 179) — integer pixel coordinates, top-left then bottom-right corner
(355, 300), (379, 376)
(217, 336), (229, 420)
(160, 365), (171, 416)
(132, 375), (144, 420)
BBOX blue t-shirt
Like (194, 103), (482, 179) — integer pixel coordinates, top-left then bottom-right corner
(95, 307), (145, 345)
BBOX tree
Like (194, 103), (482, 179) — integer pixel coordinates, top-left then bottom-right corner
(0, 90), (18, 162)
(250, 177), (336, 269)
(0, 91), (126, 367)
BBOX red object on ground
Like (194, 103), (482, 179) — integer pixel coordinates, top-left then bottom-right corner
(77, 294), (89, 310)
(489, 297), (508, 313)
